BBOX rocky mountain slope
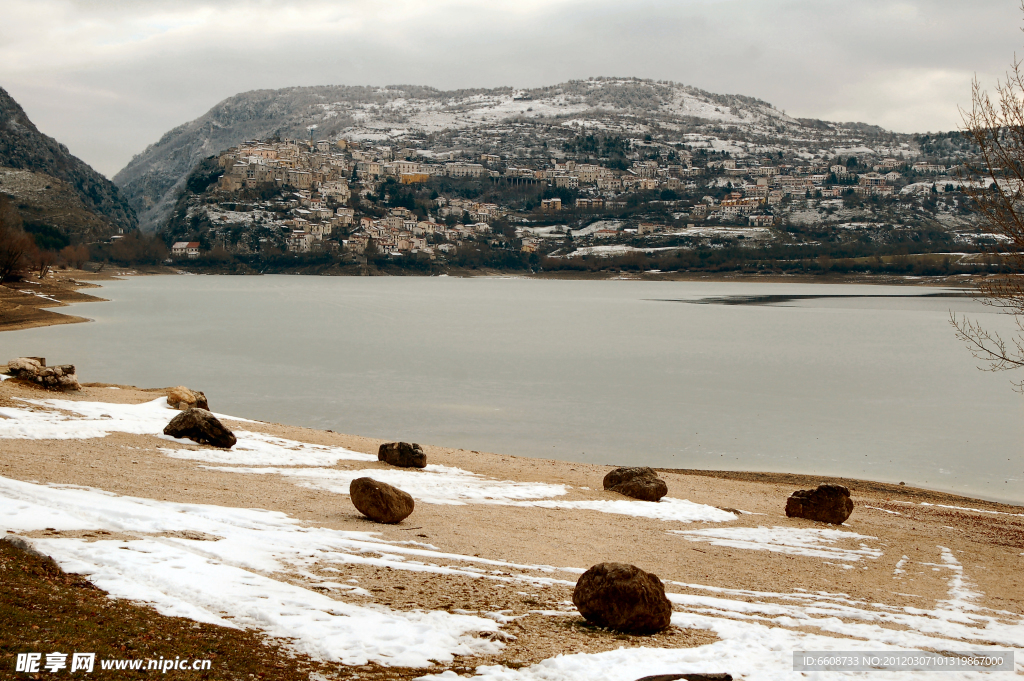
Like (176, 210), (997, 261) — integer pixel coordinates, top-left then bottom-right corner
(0, 86), (137, 239)
(114, 78), (914, 232)
(0, 168), (115, 245)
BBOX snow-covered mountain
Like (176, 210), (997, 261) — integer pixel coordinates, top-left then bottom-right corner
(113, 78), (909, 231)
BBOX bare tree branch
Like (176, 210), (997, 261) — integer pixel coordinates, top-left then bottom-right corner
(953, 23), (1024, 387)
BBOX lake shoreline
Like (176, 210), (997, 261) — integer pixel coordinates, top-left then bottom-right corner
(1, 274), (1013, 506)
(2, 369), (1021, 515)
(0, 376), (1021, 677)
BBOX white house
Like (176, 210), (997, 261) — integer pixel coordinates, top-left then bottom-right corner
(171, 242), (200, 259)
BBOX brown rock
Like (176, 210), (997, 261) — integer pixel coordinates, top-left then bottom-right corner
(377, 442), (427, 468)
(349, 477), (414, 523)
(6, 357), (80, 391)
(603, 467), (668, 502)
(634, 671), (733, 675)
(572, 562), (673, 634)
(163, 408), (236, 449)
(166, 386), (209, 411)
(785, 483), (854, 524)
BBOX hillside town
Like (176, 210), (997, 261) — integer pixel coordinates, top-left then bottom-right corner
(161, 122), (983, 271)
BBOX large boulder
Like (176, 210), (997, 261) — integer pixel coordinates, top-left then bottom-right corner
(785, 483), (854, 524)
(603, 467), (668, 502)
(350, 477), (414, 523)
(377, 442), (427, 468)
(166, 386), (209, 411)
(6, 357), (80, 391)
(572, 562), (673, 634)
(163, 408), (236, 449)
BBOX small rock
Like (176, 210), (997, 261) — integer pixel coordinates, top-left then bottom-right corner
(634, 671), (733, 675)
(377, 442), (427, 468)
(6, 357), (80, 391)
(603, 467), (668, 502)
(166, 386), (209, 411)
(163, 408), (236, 449)
(572, 562), (672, 634)
(350, 477), (414, 523)
(785, 483), (854, 524)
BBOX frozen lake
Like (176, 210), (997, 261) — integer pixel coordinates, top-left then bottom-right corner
(2, 275), (1021, 503)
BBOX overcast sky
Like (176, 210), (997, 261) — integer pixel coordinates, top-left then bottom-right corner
(1, 0), (1021, 177)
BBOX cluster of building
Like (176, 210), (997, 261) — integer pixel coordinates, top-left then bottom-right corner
(167, 134), (954, 261)
(209, 139), (538, 257)
(345, 205), (497, 258)
(685, 157), (939, 224)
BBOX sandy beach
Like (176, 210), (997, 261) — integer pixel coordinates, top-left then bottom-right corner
(1, 371), (1022, 679)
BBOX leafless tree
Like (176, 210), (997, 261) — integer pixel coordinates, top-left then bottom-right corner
(59, 244), (90, 270)
(32, 247), (55, 279)
(949, 21), (1024, 390)
(0, 195), (33, 282)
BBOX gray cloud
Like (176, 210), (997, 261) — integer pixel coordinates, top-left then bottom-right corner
(1, 0), (1020, 176)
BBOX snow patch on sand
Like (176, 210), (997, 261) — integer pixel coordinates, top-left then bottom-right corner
(0, 397), (179, 440)
(920, 502), (1024, 518)
(420, 611), (1020, 681)
(159, 432), (374, 466)
(670, 526), (883, 561)
(0, 397), (372, 466)
(203, 466), (735, 522)
(204, 465), (566, 504)
(865, 505), (902, 515)
(0, 477), (559, 666)
(2, 478), (1023, 677)
(936, 546), (982, 614)
(508, 497), (737, 523)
